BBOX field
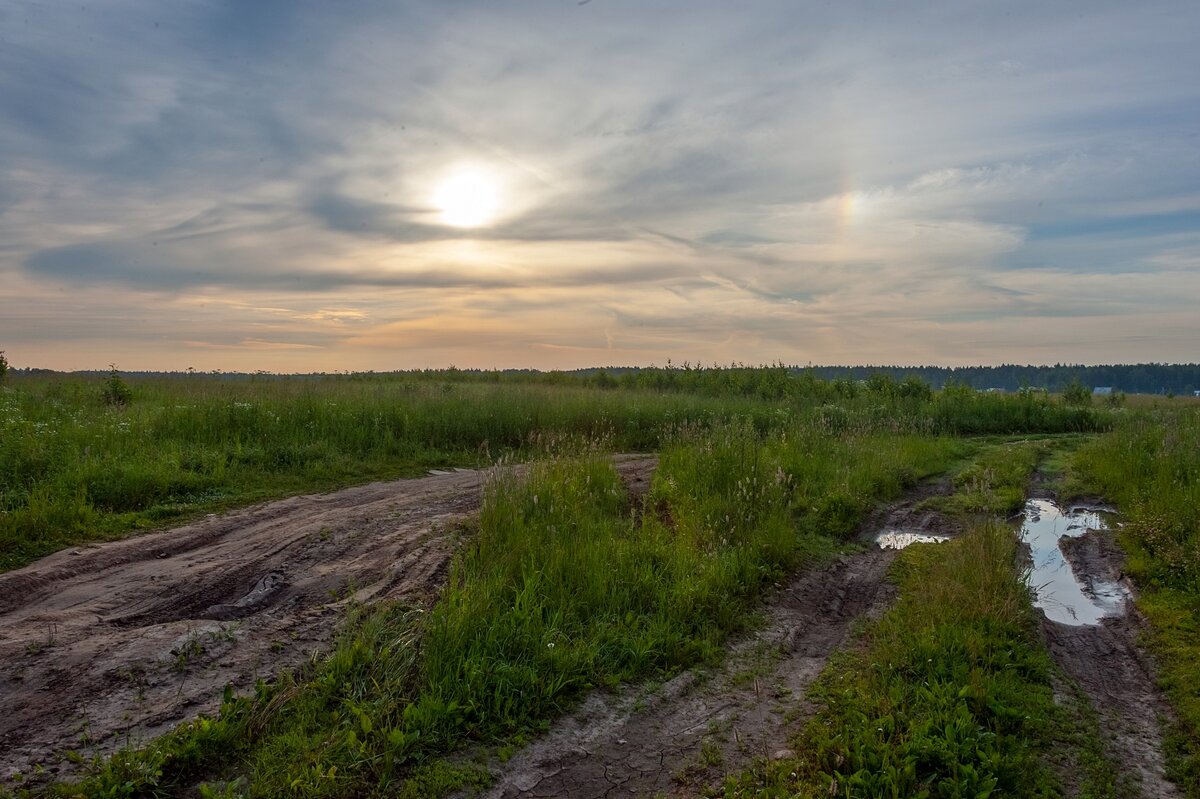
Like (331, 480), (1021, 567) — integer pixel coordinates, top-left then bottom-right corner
(0, 368), (1196, 798)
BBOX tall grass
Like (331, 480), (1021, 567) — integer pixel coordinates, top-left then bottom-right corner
(1070, 408), (1200, 791)
(35, 424), (961, 798)
(1071, 410), (1200, 591)
(0, 376), (780, 571)
(729, 525), (1062, 798)
(0, 372), (1105, 571)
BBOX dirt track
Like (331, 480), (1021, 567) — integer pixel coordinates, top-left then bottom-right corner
(1047, 526), (1181, 798)
(0, 458), (654, 779)
(3, 457), (1181, 796)
(462, 480), (958, 798)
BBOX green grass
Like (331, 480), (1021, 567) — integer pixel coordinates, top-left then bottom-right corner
(0, 375), (788, 571)
(0, 371), (1108, 572)
(1068, 407), (1200, 795)
(921, 439), (1045, 519)
(0, 369), (1123, 798)
(725, 524), (1064, 798)
(721, 437), (1136, 799)
(24, 424), (962, 798)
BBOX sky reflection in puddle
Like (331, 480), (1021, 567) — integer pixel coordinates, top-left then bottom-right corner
(1021, 499), (1127, 626)
(875, 530), (950, 550)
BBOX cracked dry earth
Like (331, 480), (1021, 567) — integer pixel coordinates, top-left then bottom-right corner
(0, 457), (656, 780)
(1048, 523), (1182, 799)
(461, 480), (958, 799)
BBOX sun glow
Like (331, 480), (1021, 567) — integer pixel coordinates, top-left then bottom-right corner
(433, 169), (501, 228)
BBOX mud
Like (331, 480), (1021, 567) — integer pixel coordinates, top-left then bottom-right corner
(461, 480), (957, 799)
(1037, 523), (1181, 797)
(0, 457), (657, 779)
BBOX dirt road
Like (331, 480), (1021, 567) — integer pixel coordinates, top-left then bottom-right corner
(0, 458), (655, 780)
(1047, 526), (1181, 799)
(464, 481), (957, 798)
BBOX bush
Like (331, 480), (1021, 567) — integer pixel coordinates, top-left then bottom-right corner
(102, 364), (134, 406)
(1061, 378), (1092, 407)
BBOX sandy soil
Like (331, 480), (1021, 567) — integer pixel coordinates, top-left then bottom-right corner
(1047, 527), (1182, 799)
(459, 479), (958, 799)
(0, 458), (656, 780)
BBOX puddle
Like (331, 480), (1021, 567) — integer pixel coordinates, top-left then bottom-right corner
(875, 530), (950, 550)
(1020, 499), (1128, 625)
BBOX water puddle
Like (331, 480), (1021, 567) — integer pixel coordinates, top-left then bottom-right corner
(1020, 499), (1128, 625)
(875, 530), (950, 550)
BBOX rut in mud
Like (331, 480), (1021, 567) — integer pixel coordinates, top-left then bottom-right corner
(1025, 501), (1183, 799)
(462, 479), (958, 799)
(0, 458), (656, 780)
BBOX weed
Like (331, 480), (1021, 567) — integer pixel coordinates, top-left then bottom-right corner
(700, 737), (723, 767)
(171, 636), (206, 673)
(198, 777), (247, 799)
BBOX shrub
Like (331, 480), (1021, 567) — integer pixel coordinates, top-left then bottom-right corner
(1061, 378), (1092, 407)
(102, 364), (134, 406)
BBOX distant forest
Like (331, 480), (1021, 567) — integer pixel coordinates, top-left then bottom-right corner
(14, 362), (1200, 395)
(570, 363), (1200, 395)
(789, 364), (1200, 394)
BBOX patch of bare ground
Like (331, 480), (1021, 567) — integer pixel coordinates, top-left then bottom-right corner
(458, 478), (957, 799)
(1042, 524), (1182, 799)
(0, 456), (656, 781)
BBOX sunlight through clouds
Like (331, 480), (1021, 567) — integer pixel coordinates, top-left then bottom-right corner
(2, 1), (1199, 370)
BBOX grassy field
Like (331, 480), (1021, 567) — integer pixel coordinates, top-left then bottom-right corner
(28, 424), (965, 797)
(13, 368), (1200, 798)
(0, 373), (780, 571)
(1069, 406), (1200, 792)
(730, 523), (1066, 797)
(726, 440), (1129, 799)
(0, 370), (1104, 571)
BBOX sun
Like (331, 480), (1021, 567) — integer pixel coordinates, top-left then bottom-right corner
(432, 169), (500, 228)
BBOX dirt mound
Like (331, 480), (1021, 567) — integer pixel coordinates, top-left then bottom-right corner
(0, 457), (657, 781)
(463, 481), (957, 798)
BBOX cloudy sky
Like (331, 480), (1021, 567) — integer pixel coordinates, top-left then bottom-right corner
(3, 0), (1198, 371)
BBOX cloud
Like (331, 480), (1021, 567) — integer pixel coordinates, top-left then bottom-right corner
(3, 0), (1200, 369)
(21, 240), (692, 292)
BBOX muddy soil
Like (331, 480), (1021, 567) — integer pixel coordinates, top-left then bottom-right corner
(1045, 526), (1182, 799)
(0, 458), (656, 780)
(461, 480), (957, 799)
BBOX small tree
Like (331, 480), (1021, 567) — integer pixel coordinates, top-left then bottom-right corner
(865, 372), (897, 397)
(897, 375), (933, 401)
(1061, 378), (1092, 407)
(831, 377), (859, 399)
(102, 364), (133, 406)
(0, 350), (8, 383)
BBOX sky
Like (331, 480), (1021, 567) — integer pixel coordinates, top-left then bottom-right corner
(2, 0), (1199, 372)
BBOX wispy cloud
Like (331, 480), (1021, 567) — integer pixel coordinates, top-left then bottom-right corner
(3, 0), (1199, 369)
